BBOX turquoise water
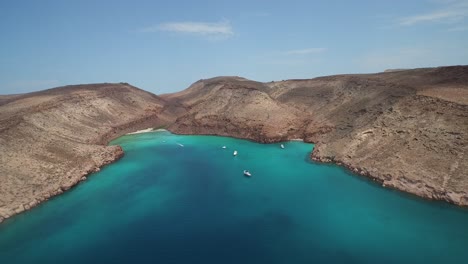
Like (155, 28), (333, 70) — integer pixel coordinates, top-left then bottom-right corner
(1, 131), (468, 263)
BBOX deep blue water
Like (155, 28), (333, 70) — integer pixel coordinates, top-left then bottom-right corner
(1, 131), (468, 264)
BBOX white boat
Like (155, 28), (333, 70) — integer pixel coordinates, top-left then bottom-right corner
(177, 143), (184, 147)
(233, 150), (238, 156)
(222, 146), (226, 149)
(243, 170), (252, 177)
(280, 144), (285, 149)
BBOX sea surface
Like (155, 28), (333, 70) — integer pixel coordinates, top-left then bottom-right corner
(1, 131), (468, 264)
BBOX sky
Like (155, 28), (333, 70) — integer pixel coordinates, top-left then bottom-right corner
(0, 0), (467, 95)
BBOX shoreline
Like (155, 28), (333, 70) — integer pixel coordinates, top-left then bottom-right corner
(1, 129), (465, 225)
(126, 128), (168, 135)
(126, 128), (154, 135)
(2, 65), (467, 226)
(0, 123), (169, 224)
(0, 146), (124, 225)
(310, 146), (468, 207)
(164, 130), (468, 207)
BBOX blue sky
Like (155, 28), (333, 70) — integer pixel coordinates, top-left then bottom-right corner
(1, 0), (467, 94)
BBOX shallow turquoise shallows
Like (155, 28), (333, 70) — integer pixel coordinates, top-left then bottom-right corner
(1, 131), (468, 264)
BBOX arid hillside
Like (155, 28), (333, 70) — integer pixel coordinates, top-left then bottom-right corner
(162, 76), (310, 142)
(164, 66), (468, 205)
(1, 66), (467, 223)
(0, 83), (183, 222)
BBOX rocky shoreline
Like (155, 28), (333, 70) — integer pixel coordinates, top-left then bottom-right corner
(165, 128), (468, 207)
(0, 146), (124, 224)
(310, 145), (468, 206)
(2, 126), (463, 226)
(1, 66), (467, 224)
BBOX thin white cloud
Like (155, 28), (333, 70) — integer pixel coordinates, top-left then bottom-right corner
(284, 48), (327, 55)
(140, 20), (233, 37)
(399, 10), (466, 25)
(398, 0), (468, 26)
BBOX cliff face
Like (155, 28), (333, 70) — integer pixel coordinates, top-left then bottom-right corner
(163, 66), (468, 205)
(0, 83), (183, 222)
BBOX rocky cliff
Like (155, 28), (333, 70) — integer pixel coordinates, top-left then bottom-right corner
(0, 83), (183, 222)
(163, 66), (468, 205)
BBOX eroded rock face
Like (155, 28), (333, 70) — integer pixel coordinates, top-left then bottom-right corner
(0, 83), (183, 220)
(163, 67), (468, 205)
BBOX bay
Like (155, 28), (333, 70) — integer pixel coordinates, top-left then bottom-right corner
(1, 130), (467, 264)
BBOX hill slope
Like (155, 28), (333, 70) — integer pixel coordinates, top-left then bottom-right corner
(163, 76), (310, 142)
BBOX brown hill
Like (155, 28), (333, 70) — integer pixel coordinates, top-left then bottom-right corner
(0, 83), (183, 222)
(162, 76), (310, 142)
(163, 66), (468, 205)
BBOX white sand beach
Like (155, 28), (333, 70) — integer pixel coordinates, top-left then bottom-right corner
(126, 128), (154, 135)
